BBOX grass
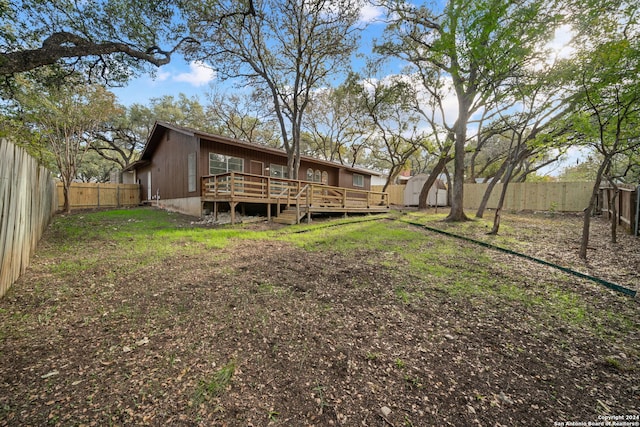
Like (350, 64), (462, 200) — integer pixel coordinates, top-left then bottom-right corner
(35, 207), (637, 340)
(192, 360), (236, 406)
(2, 207), (638, 425)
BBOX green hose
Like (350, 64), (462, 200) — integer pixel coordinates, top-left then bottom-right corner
(399, 219), (637, 298)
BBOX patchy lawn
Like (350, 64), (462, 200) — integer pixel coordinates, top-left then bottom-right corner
(0, 207), (638, 427)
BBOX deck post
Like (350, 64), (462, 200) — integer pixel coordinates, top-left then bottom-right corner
(267, 203), (271, 221)
(213, 201), (218, 221)
(230, 201), (238, 224)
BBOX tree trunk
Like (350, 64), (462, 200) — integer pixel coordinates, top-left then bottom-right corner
(488, 160), (516, 235)
(445, 105), (469, 222)
(62, 180), (71, 214)
(446, 141), (468, 221)
(418, 156), (450, 210)
(475, 161), (508, 218)
(580, 160), (609, 259)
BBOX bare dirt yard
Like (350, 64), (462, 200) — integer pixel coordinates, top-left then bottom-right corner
(0, 208), (638, 427)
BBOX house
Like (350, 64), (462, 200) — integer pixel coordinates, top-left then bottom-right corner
(124, 121), (389, 222)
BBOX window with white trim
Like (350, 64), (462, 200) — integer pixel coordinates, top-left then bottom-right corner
(209, 153), (244, 175)
(306, 168), (314, 181)
(353, 173), (364, 187)
(269, 164), (289, 178)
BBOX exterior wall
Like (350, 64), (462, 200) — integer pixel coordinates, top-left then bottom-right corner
(122, 169), (136, 185)
(299, 160), (339, 185)
(337, 168), (371, 191)
(149, 130), (200, 200)
(199, 138), (343, 185)
(137, 125), (378, 210)
(137, 165), (152, 201)
(156, 196), (202, 217)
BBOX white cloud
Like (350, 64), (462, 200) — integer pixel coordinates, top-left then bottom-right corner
(173, 61), (216, 86)
(156, 70), (171, 82)
(359, 4), (385, 24)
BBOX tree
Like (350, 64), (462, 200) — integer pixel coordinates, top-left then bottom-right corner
(184, 0), (362, 179)
(0, 0), (201, 83)
(0, 1), (261, 87)
(567, 0), (640, 259)
(17, 77), (120, 213)
(77, 150), (118, 183)
(302, 85), (374, 165)
(473, 60), (578, 222)
(205, 90), (281, 147)
(558, 156), (601, 182)
(378, 0), (564, 221)
(348, 73), (430, 191)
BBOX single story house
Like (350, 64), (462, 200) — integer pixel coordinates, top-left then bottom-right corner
(124, 121), (388, 220)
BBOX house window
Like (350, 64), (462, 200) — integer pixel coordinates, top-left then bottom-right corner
(188, 152), (196, 192)
(306, 168), (314, 181)
(314, 170), (321, 183)
(353, 173), (364, 187)
(321, 171), (328, 185)
(210, 153), (244, 175)
(269, 164), (289, 178)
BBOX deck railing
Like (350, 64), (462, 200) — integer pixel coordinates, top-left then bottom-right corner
(201, 172), (389, 209)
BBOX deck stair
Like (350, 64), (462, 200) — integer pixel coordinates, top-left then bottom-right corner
(273, 207), (306, 225)
(201, 172), (389, 225)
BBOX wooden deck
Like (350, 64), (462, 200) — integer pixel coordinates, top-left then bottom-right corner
(201, 172), (390, 224)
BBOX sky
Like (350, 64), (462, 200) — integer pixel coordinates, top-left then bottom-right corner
(111, 4), (388, 106)
(109, 4), (580, 176)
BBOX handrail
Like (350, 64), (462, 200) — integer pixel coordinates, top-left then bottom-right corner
(201, 172), (389, 209)
(275, 187), (291, 214)
(294, 184), (309, 224)
(294, 184), (309, 200)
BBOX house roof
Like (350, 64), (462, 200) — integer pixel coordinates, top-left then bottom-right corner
(125, 121), (382, 176)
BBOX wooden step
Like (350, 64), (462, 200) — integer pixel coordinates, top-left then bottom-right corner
(273, 208), (305, 225)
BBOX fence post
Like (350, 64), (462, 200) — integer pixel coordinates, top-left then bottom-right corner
(117, 185), (121, 208)
(635, 185), (640, 236)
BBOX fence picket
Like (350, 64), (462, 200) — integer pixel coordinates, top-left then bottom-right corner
(0, 139), (56, 297)
(55, 182), (140, 209)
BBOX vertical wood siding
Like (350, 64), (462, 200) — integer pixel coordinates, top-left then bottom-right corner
(149, 130), (199, 200)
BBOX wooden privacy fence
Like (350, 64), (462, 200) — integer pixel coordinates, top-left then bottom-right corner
(599, 185), (638, 235)
(463, 182), (593, 212)
(374, 181), (594, 212)
(0, 139), (57, 298)
(371, 185), (405, 205)
(56, 182), (140, 210)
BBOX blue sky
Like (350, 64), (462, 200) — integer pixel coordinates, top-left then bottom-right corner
(111, 4), (388, 106)
(111, 58), (218, 105)
(109, 4), (580, 175)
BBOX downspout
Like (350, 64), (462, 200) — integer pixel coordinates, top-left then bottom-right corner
(635, 184), (639, 236)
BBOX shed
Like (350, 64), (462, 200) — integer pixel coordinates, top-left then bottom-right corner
(403, 174), (448, 206)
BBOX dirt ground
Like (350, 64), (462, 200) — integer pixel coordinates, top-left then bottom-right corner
(0, 209), (638, 427)
(421, 210), (639, 292)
